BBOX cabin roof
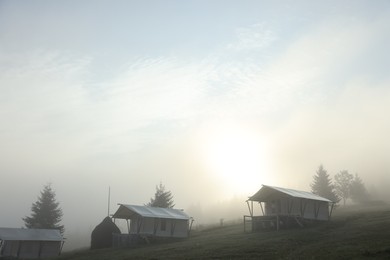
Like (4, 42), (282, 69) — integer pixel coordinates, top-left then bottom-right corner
(112, 204), (190, 220)
(0, 228), (63, 241)
(248, 185), (333, 203)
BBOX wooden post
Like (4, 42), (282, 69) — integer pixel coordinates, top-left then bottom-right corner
(329, 203), (334, 220)
(170, 221), (176, 237)
(314, 202), (321, 219)
(137, 218), (143, 234)
(300, 199), (307, 217)
(246, 201), (252, 216)
(60, 241), (65, 255)
(243, 215), (246, 233)
(276, 215), (279, 231)
(188, 217), (194, 236)
(38, 241), (43, 258)
(17, 241), (22, 258)
(153, 219), (158, 235)
(288, 200), (294, 215)
(300, 200), (303, 216)
(260, 202), (264, 216)
(127, 219), (130, 233)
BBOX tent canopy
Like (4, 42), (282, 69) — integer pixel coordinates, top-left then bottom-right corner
(248, 185), (333, 203)
(112, 204), (190, 220)
(0, 228), (63, 241)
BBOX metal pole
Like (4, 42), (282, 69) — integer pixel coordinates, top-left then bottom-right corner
(108, 186), (111, 216)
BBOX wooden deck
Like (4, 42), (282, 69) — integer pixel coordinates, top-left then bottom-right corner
(244, 215), (305, 232)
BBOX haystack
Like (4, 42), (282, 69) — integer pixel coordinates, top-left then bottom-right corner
(90, 216), (121, 249)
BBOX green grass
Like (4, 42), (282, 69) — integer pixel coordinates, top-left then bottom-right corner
(55, 205), (390, 259)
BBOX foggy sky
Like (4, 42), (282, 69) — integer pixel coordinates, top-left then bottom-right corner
(1, 0), (390, 250)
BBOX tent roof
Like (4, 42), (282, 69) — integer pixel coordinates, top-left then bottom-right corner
(248, 185), (333, 203)
(0, 228), (63, 241)
(112, 204), (190, 220)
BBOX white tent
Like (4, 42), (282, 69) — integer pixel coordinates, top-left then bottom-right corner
(245, 185), (335, 231)
(0, 228), (64, 259)
(112, 204), (191, 238)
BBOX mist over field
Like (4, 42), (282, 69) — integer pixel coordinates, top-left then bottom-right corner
(1, 0), (390, 251)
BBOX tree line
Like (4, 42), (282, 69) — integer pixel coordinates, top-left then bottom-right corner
(22, 166), (368, 234)
(311, 165), (370, 206)
(22, 182), (175, 234)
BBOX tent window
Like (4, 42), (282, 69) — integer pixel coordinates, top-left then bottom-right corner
(160, 219), (166, 231)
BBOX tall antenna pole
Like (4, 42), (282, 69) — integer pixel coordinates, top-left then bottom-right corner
(108, 186), (111, 217)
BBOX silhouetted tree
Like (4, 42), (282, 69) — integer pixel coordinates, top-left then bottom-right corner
(350, 173), (369, 204)
(23, 184), (64, 233)
(311, 165), (339, 203)
(147, 182), (175, 208)
(334, 170), (354, 206)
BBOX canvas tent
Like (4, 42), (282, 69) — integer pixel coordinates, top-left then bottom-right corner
(112, 204), (191, 239)
(0, 228), (63, 259)
(245, 185), (335, 231)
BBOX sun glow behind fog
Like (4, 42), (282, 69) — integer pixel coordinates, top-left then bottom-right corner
(198, 122), (269, 195)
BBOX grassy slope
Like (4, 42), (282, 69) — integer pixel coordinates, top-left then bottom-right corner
(55, 206), (390, 260)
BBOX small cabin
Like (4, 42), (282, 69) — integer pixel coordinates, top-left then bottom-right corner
(112, 204), (191, 240)
(244, 185), (335, 231)
(0, 228), (64, 259)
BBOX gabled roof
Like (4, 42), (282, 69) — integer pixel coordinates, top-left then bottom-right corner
(0, 228), (63, 241)
(112, 204), (190, 220)
(248, 185), (333, 203)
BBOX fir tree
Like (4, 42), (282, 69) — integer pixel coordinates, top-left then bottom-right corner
(23, 184), (64, 233)
(147, 182), (175, 208)
(311, 165), (339, 203)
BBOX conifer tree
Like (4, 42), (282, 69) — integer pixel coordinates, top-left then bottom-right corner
(23, 184), (64, 233)
(311, 165), (339, 203)
(147, 182), (175, 208)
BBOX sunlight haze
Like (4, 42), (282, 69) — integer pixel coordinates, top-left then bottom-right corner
(1, 0), (389, 251)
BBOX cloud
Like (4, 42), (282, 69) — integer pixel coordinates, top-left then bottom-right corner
(1, 7), (389, 180)
(216, 9), (390, 119)
(0, 51), (91, 165)
(227, 23), (277, 51)
(0, 53), (207, 165)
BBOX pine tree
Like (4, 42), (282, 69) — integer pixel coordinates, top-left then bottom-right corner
(23, 184), (64, 233)
(350, 173), (369, 204)
(147, 182), (175, 208)
(334, 170), (354, 206)
(311, 165), (339, 203)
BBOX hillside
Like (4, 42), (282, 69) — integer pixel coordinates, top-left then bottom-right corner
(55, 206), (390, 260)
